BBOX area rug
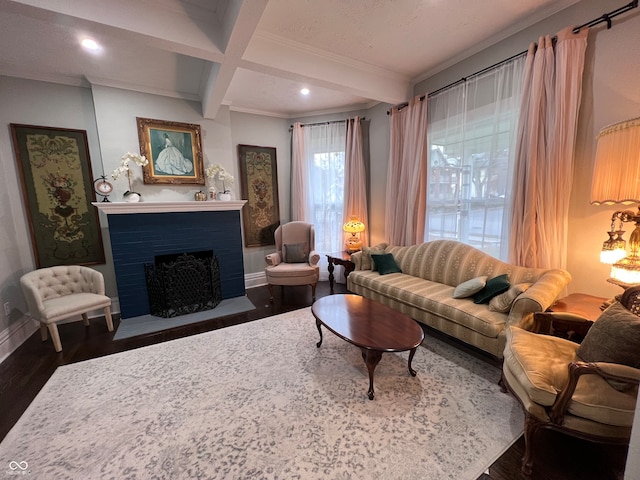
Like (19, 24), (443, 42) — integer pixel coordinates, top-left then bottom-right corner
(0, 308), (523, 479)
(112, 295), (256, 340)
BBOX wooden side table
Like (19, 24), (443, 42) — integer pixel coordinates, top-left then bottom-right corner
(542, 293), (609, 342)
(326, 251), (355, 294)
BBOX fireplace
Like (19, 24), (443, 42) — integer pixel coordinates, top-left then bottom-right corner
(94, 201), (247, 319)
(145, 250), (222, 318)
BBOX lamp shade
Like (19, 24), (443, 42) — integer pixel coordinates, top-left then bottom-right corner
(590, 117), (640, 205)
(343, 217), (365, 233)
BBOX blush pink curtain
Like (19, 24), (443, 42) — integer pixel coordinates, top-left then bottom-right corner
(509, 26), (588, 269)
(290, 122), (308, 221)
(385, 96), (428, 246)
(343, 116), (369, 248)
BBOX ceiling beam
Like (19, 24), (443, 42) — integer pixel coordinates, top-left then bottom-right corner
(200, 0), (269, 119)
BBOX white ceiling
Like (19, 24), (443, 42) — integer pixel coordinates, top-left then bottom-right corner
(0, 0), (582, 119)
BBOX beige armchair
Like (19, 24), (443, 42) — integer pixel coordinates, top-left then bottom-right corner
(265, 221), (320, 302)
(20, 265), (114, 352)
(501, 303), (640, 475)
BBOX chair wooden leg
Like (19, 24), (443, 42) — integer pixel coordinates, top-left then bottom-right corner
(498, 371), (508, 393)
(40, 323), (48, 341)
(47, 323), (63, 353)
(104, 306), (114, 332)
(268, 284), (274, 303)
(311, 282), (317, 302)
(82, 313), (90, 326)
(522, 413), (541, 475)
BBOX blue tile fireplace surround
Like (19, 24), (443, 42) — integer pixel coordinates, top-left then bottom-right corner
(94, 201), (247, 319)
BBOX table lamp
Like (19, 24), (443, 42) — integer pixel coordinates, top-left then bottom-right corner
(591, 116), (640, 287)
(343, 216), (365, 253)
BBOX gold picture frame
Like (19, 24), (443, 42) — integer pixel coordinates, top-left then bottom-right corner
(137, 117), (205, 185)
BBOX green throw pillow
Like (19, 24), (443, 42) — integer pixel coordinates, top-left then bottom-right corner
(370, 253), (402, 275)
(283, 242), (309, 263)
(473, 274), (510, 304)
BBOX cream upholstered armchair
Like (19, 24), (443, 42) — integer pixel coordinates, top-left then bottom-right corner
(265, 221), (320, 302)
(501, 300), (640, 475)
(20, 265), (114, 352)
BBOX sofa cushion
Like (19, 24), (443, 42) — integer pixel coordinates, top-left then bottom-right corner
(283, 242), (309, 263)
(371, 253), (402, 275)
(489, 283), (531, 312)
(453, 276), (488, 299)
(348, 270), (507, 338)
(473, 274), (510, 304)
(359, 245), (387, 270)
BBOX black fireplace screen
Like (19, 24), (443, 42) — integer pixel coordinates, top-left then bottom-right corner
(145, 250), (222, 318)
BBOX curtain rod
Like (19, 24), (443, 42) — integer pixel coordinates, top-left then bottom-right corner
(289, 118), (365, 129)
(388, 0), (638, 114)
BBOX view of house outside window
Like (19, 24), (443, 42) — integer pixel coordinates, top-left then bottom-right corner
(425, 55), (526, 260)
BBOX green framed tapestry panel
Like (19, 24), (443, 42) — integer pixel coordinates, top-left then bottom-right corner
(238, 144), (280, 247)
(10, 124), (105, 267)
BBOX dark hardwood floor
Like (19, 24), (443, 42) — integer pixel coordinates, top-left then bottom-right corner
(0, 281), (629, 479)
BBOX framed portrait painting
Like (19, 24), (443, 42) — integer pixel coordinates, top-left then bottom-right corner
(238, 144), (280, 247)
(136, 117), (205, 185)
(10, 124), (105, 268)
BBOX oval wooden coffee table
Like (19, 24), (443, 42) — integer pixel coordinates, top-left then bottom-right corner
(312, 294), (424, 400)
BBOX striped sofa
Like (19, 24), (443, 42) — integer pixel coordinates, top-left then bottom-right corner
(347, 240), (572, 358)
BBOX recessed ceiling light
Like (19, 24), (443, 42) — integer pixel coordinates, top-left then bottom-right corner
(300, 88), (310, 96)
(81, 38), (101, 53)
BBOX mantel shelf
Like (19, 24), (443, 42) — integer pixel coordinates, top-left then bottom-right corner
(92, 200), (247, 215)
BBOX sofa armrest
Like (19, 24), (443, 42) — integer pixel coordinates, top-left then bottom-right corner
(309, 250), (320, 266)
(550, 361), (640, 425)
(351, 251), (364, 270)
(508, 268), (572, 329)
(265, 252), (281, 267)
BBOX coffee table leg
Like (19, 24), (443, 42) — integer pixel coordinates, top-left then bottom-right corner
(362, 349), (383, 400)
(407, 347), (418, 376)
(316, 319), (323, 348)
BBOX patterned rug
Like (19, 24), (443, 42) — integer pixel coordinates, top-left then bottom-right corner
(0, 308), (523, 479)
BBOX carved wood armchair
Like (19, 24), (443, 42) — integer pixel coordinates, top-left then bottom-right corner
(500, 302), (640, 475)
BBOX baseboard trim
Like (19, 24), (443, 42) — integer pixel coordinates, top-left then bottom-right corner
(245, 272), (267, 289)
(0, 315), (38, 364)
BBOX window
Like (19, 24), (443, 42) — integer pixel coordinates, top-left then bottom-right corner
(425, 56), (525, 260)
(303, 122), (346, 277)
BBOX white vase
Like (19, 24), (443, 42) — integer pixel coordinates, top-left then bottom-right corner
(124, 192), (141, 202)
(218, 192), (232, 201)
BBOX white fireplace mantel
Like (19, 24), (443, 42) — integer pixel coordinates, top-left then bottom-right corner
(92, 200), (247, 215)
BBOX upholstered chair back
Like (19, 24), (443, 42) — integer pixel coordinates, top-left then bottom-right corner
(275, 221), (316, 254)
(19, 265), (113, 352)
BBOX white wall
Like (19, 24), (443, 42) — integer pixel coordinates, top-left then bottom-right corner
(230, 111), (289, 277)
(414, 0), (640, 299)
(0, 77), (104, 359)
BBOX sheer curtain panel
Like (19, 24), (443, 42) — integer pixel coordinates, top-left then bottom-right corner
(385, 96), (428, 246)
(290, 122), (308, 221)
(343, 116), (369, 248)
(296, 122), (347, 278)
(509, 27), (588, 269)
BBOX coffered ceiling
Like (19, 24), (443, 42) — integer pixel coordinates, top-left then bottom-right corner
(0, 0), (582, 118)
